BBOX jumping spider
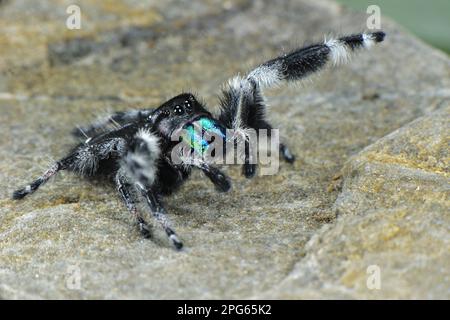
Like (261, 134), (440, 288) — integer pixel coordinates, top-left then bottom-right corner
(13, 32), (385, 250)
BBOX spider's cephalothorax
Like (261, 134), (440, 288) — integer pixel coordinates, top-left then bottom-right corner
(13, 32), (385, 250)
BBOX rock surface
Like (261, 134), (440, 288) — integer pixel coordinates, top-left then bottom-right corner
(0, 0), (449, 299)
(260, 106), (450, 299)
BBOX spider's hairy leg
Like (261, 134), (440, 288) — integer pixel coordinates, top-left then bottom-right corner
(122, 129), (160, 187)
(179, 156), (231, 192)
(219, 82), (296, 178)
(121, 128), (183, 249)
(255, 119), (295, 163)
(242, 138), (257, 178)
(241, 126), (294, 178)
(116, 172), (152, 238)
(66, 137), (128, 175)
(219, 31), (385, 177)
(136, 185), (183, 250)
(248, 31), (386, 88)
(12, 135), (127, 200)
(219, 31), (386, 126)
(12, 161), (64, 200)
(241, 120), (295, 178)
(72, 109), (153, 139)
(199, 163), (231, 192)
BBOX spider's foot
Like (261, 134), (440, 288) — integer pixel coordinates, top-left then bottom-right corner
(243, 164), (257, 178)
(372, 31), (386, 42)
(138, 222), (153, 239)
(282, 152), (296, 164)
(217, 176), (232, 192)
(280, 144), (295, 164)
(209, 170), (232, 192)
(171, 236), (184, 251)
(12, 183), (37, 200)
(166, 228), (183, 250)
(12, 188), (29, 200)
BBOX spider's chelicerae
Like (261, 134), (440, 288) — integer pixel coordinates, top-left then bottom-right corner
(13, 31), (385, 250)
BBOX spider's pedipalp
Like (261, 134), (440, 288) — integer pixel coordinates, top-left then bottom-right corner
(177, 155), (232, 192)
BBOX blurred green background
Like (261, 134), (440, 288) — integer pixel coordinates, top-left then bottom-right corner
(336, 0), (450, 54)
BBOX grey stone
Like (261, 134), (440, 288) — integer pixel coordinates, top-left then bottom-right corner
(259, 105), (450, 299)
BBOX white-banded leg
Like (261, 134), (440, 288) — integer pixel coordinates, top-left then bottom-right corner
(12, 135), (127, 200)
(245, 32), (386, 88)
(219, 32), (385, 176)
(116, 172), (152, 238)
(135, 184), (183, 250)
(220, 81), (295, 177)
(12, 161), (64, 199)
(120, 128), (183, 249)
(219, 32), (386, 129)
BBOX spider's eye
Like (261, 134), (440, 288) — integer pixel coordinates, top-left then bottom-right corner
(183, 100), (193, 112)
(187, 94), (195, 102)
(163, 110), (170, 116)
(173, 105), (184, 115)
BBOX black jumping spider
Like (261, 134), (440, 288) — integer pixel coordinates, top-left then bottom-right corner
(13, 32), (385, 249)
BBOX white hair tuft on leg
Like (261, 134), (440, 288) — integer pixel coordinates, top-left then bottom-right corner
(325, 38), (351, 65)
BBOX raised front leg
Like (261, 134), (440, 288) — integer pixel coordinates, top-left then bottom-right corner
(220, 81), (295, 178)
(218, 32), (385, 177)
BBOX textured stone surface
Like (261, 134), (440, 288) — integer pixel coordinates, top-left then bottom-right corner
(0, 0), (449, 299)
(260, 106), (450, 299)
